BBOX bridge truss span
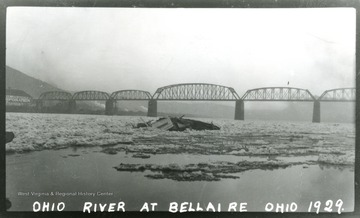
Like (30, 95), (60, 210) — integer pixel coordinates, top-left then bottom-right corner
(110, 90), (152, 100)
(152, 83), (240, 101)
(242, 87), (316, 101)
(319, 88), (355, 102)
(72, 91), (110, 101)
(39, 91), (72, 100)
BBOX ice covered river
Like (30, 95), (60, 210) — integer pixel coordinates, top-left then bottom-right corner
(6, 113), (355, 212)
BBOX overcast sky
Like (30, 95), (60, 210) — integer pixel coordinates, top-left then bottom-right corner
(6, 7), (355, 97)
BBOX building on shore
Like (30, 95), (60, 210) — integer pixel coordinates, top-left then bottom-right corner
(6, 88), (35, 112)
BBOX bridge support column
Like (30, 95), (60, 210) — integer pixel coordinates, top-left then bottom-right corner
(312, 100), (320, 123)
(35, 100), (43, 113)
(68, 100), (76, 114)
(147, 99), (157, 117)
(105, 99), (115, 115)
(234, 100), (245, 120)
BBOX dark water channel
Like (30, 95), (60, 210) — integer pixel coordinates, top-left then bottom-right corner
(6, 147), (354, 212)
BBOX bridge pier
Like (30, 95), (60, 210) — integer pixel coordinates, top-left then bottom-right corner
(35, 100), (43, 113)
(234, 100), (245, 120)
(147, 99), (157, 117)
(312, 100), (321, 123)
(68, 100), (77, 113)
(105, 99), (115, 115)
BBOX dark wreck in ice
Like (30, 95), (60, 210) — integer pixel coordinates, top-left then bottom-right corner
(135, 116), (220, 131)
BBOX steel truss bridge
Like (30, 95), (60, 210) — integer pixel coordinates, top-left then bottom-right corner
(318, 88), (356, 102)
(152, 83), (240, 101)
(28, 84), (355, 122)
(241, 87), (315, 101)
(38, 90), (152, 101)
(72, 91), (110, 101)
(39, 91), (72, 100)
(110, 90), (152, 100)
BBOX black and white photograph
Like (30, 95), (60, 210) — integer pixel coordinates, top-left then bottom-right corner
(4, 5), (356, 213)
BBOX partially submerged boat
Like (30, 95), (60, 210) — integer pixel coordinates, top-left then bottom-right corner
(135, 116), (220, 131)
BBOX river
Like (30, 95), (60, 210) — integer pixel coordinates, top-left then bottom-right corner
(5, 113), (355, 212)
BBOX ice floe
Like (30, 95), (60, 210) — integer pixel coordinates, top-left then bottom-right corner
(6, 113), (355, 168)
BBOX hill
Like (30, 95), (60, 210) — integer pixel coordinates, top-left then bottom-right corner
(6, 66), (64, 99)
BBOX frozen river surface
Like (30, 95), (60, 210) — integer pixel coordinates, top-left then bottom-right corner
(6, 113), (355, 212)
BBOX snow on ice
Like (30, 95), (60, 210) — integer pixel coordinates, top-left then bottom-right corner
(6, 113), (355, 167)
